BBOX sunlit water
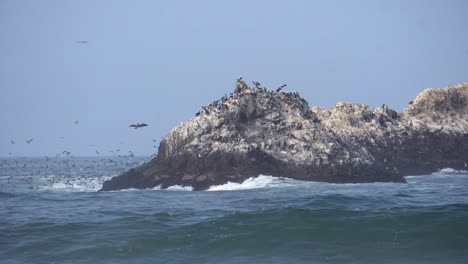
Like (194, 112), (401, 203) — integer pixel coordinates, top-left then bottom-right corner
(1, 157), (468, 264)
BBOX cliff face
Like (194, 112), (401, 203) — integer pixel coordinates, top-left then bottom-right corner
(101, 82), (468, 191)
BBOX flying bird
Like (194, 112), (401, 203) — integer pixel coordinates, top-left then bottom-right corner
(11, 140), (15, 144)
(129, 123), (148, 129)
(75, 120), (79, 124)
(76, 41), (88, 44)
(25, 138), (33, 144)
(276, 84), (287, 92)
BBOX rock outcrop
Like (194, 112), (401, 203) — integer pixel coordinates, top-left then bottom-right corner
(100, 81), (468, 191)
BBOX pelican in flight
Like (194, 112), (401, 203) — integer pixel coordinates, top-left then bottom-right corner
(129, 123), (148, 129)
(276, 84), (287, 92)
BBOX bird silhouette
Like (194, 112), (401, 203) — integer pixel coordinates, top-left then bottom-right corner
(129, 123), (148, 129)
(25, 138), (33, 144)
(252, 81), (261, 88)
(276, 84), (287, 92)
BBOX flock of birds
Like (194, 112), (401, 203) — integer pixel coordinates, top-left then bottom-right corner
(241, 77), (287, 92)
(2, 120), (156, 189)
(196, 77), (289, 117)
(2, 76), (287, 190)
(7, 121), (151, 154)
(0, 154), (146, 190)
(0, 41), (157, 189)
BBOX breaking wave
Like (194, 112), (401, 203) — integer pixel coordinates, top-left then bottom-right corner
(0, 174), (114, 193)
(40, 175), (114, 192)
(208, 175), (297, 191)
(405, 168), (468, 180)
(165, 185), (194, 191)
(434, 168), (468, 175)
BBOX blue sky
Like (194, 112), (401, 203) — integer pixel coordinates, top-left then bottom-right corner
(1, 0), (467, 156)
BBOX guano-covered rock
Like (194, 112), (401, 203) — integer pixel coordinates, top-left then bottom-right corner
(100, 81), (468, 191)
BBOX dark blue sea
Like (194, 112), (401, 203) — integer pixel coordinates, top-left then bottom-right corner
(1, 156), (468, 264)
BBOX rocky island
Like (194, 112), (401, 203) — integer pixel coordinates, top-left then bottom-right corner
(100, 81), (468, 191)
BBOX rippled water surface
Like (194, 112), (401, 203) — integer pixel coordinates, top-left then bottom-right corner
(1, 157), (468, 264)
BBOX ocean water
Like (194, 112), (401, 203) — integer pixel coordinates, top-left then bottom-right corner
(1, 157), (468, 264)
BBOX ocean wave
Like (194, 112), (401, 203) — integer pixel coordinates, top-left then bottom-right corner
(405, 168), (468, 180)
(434, 168), (468, 175)
(208, 175), (295, 191)
(14, 174), (115, 192)
(165, 185), (194, 191)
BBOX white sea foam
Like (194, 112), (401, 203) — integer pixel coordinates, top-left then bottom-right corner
(165, 185), (194, 191)
(435, 168), (468, 175)
(404, 168), (468, 179)
(117, 188), (140, 192)
(208, 175), (294, 191)
(37, 175), (114, 192)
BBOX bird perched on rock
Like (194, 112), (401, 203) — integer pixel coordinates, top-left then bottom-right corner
(276, 84), (287, 92)
(235, 77), (249, 93)
(252, 81), (261, 88)
(129, 123), (148, 129)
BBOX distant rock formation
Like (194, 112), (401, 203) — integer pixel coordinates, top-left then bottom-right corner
(100, 81), (468, 191)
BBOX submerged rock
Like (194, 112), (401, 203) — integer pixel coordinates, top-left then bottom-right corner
(100, 82), (468, 191)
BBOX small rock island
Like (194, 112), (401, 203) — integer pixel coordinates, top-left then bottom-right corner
(101, 81), (468, 191)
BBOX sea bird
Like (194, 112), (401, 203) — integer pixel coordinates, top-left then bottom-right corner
(129, 123), (148, 129)
(252, 81), (261, 89)
(276, 84), (287, 92)
(76, 41), (88, 44)
(25, 138), (33, 144)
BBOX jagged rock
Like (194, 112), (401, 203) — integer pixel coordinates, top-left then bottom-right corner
(100, 82), (468, 191)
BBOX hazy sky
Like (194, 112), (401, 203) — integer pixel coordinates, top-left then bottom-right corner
(1, 0), (467, 157)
